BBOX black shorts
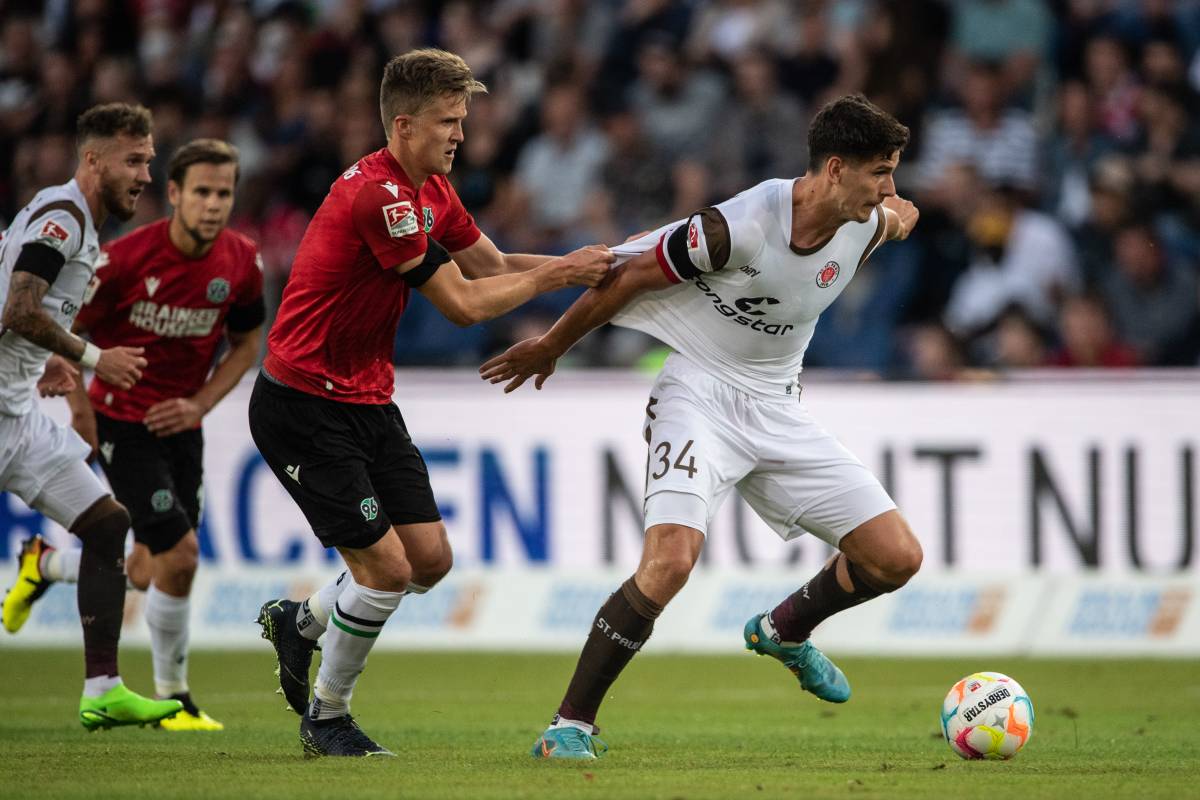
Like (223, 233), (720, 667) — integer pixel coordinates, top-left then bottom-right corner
(94, 412), (203, 555)
(247, 372), (440, 550)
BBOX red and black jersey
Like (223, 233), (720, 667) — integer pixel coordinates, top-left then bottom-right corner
(78, 219), (264, 423)
(263, 147), (482, 405)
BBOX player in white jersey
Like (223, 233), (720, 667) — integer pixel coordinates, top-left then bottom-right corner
(482, 96), (924, 760)
(0, 103), (184, 730)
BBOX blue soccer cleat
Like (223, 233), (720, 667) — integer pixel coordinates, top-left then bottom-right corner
(743, 612), (851, 703)
(530, 726), (609, 760)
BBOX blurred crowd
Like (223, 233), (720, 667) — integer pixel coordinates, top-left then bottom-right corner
(2, 0), (1199, 377)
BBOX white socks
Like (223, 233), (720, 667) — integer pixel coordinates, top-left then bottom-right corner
(296, 571), (348, 641)
(40, 547), (82, 583)
(83, 675), (122, 698)
(310, 577), (403, 720)
(144, 585), (190, 697)
(297, 573), (430, 642)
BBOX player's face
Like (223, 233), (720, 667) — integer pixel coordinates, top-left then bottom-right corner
(168, 162), (237, 245)
(839, 151), (899, 223)
(95, 134), (155, 221)
(408, 93), (467, 176)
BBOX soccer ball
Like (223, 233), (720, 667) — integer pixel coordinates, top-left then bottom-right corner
(940, 672), (1034, 760)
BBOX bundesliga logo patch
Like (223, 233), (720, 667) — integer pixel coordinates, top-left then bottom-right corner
(383, 201), (418, 238)
(815, 260), (840, 288)
(36, 219), (71, 248)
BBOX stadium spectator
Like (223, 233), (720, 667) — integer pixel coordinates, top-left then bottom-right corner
(916, 59), (1038, 193)
(1048, 293), (1140, 368)
(944, 186), (1079, 336)
(512, 81), (609, 251)
(1101, 221), (1200, 365)
(704, 49), (807, 201)
(991, 305), (1051, 369)
(626, 34), (724, 160)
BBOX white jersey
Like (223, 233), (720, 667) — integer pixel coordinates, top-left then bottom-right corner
(612, 179), (885, 397)
(0, 179), (100, 416)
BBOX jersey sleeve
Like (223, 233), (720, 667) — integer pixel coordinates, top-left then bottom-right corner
(226, 246), (266, 333)
(76, 246), (119, 331)
(19, 202), (86, 263)
(654, 206), (764, 284)
(438, 183), (483, 253)
(351, 181), (427, 270)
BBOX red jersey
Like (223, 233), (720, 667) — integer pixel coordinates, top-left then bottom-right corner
(264, 147), (481, 404)
(78, 219), (264, 423)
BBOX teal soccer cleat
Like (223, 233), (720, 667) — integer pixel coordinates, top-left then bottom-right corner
(743, 612), (851, 703)
(530, 726), (609, 760)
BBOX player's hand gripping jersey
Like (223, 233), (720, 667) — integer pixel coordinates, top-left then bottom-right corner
(0, 180), (100, 415)
(612, 179), (886, 397)
(77, 220), (264, 423)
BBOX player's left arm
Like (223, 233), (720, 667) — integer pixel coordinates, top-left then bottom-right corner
(451, 233), (554, 278)
(881, 195), (919, 241)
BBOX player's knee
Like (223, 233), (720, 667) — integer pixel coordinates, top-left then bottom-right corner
(365, 557), (413, 594)
(874, 528), (923, 587)
(72, 497), (130, 555)
(646, 554), (693, 591)
(422, 545), (453, 587)
(163, 534), (200, 581)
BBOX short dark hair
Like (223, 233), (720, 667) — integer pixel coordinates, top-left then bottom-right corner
(807, 95), (909, 167)
(76, 103), (153, 149)
(167, 138), (240, 186)
(380, 48), (487, 134)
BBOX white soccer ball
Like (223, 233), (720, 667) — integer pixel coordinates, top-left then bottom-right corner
(940, 672), (1034, 760)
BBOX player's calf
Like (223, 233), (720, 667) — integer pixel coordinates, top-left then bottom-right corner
(71, 496), (132, 687)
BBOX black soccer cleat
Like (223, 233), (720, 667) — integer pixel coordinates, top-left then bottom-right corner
(256, 599), (317, 714)
(300, 712), (394, 758)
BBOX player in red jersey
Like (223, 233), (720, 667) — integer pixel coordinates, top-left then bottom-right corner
(251, 48), (613, 758)
(16, 139), (264, 731)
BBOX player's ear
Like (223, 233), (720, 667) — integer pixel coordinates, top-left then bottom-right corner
(393, 114), (412, 141)
(166, 178), (182, 207)
(825, 155), (844, 184)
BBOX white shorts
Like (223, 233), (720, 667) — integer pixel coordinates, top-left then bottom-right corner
(642, 354), (896, 546)
(0, 405), (107, 529)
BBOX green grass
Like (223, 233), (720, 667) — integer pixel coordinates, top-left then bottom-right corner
(0, 649), (1195, 799)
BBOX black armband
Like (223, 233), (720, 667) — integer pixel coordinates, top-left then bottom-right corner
(13, 242), (67, 285)
(226, 296), (266, 332)
(400, 238), (451, 287)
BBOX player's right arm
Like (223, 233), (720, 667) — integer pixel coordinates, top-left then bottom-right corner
(406, 242), (614, 327)
(1, 243), (146, 390)
(350, 179), (613, 326)
(481, 206), (763, 392)
(478, 248), (671, 392)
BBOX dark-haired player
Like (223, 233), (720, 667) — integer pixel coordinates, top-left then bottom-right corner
(0, 103), (183, 730)
(250, 48), (613, 757)
(10, 138), (263, 732)
(481, 95), (924, 759)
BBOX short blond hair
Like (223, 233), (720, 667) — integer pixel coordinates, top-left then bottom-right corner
(379, 48), (487, 135)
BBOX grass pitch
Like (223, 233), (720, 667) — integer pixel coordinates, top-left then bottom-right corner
(0, 649), (1195, 799)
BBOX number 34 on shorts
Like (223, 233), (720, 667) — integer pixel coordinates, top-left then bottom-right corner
(648, 437), (699, 481)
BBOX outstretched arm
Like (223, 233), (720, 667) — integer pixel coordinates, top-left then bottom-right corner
(451, 233), (557, 278)
(479, 248), (674, 392)
(410, 242), (613, 327)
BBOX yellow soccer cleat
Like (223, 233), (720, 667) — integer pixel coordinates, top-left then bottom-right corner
(158, 709), (225, 731)
(156, 694), (225, 731)
(2, 536), (53, 634)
